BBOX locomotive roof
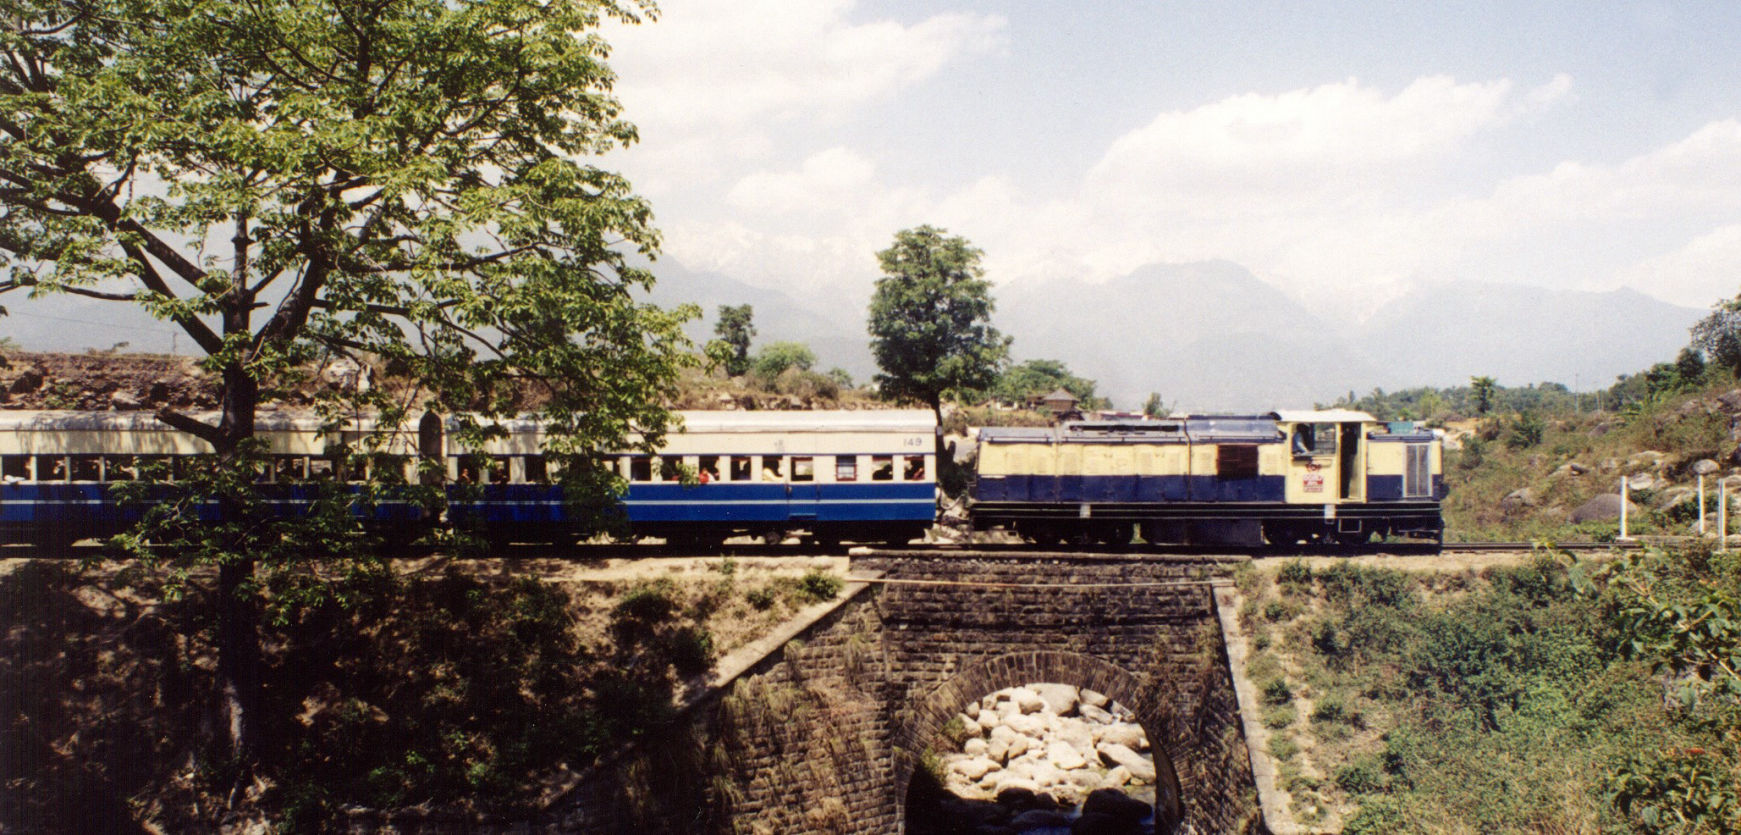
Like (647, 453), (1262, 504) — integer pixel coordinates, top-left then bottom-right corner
(1269, 409), (1378, 423)
(978, 415), (1285, 444)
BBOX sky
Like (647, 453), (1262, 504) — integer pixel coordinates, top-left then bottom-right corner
(599, 0), (1741, 322)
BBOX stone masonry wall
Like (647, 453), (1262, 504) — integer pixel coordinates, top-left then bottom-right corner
(861, 553), (1260, 834)
(483, 553), (1259, 834)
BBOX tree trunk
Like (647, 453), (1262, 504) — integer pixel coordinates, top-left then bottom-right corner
(216, 347), (262, 769)
(216, 556), (262, 768)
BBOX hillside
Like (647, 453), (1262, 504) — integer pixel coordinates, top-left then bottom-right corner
(1225, 549), (1739, 833)
(1439, 379), (1741, 541)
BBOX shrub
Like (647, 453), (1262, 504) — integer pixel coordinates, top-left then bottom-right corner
(797, 569), (843, 602)
(1262, 704), (1297, 729)
(1277, 559), (1314, 588)
(662, 625), (715, 676)
(746, 586), (776, 610)
(1262, 677), (1294, 705)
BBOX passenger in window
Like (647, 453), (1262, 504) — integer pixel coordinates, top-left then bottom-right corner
(729, 457), (751, 481)
(490, 456), (511, 485)
(762, 457), (783, 481)
(871, 456), (893, 481)
(699, 456), (719, 484)
(904, 456), (925, 480)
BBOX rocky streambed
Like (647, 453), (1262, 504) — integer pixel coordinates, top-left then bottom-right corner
(921, 684), (1159, 834)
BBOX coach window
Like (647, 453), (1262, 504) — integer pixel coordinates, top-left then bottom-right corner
(36, 455), (66, 481)
(729, 456), (751, 482)
(761, 456), (783, 481)
(836, 455), (858, 482)
(902, 455), (925, 481)
(870, 455), (893, 481)
(627, 456), (651, 482)
(791, 456), (815, 483)
(276, 456), (307, 482)
(524, 455), (549, 484)
(135, 456), (170, 480)
(698, 455), (720, 483)
(309, 457), (336, 480)
(489, 456), (511, 485)
(71, 455), (102, 482)
(659, 456), (684, 482)
(2, 455), (29, 481)
(106, 455), (137, 481)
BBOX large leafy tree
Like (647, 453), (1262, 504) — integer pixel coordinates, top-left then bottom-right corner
(0, 0), (691, 768)
(868, 225), (1009, 460)
(714, 303), (755, 376)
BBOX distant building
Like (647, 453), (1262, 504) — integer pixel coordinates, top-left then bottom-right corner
(1041, 388), (1080, 419)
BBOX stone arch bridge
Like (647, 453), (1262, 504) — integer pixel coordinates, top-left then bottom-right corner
(495, 553), (1260, 833)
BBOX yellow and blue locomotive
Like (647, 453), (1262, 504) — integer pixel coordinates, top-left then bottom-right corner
(968, 410), (1444, 546)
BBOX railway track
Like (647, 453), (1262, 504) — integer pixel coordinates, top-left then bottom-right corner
(11, 537), (1656, 560)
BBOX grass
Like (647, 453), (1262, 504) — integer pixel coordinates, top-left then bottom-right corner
(1236, 550), (1740, 832)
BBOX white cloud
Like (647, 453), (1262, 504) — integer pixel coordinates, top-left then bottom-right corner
(1615, 224), (1741, 308)
(603, 0), (1006, 194)
(726, 147), (878, 212)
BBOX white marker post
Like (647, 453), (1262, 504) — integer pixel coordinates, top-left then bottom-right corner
(1699, 474), (1707, 536)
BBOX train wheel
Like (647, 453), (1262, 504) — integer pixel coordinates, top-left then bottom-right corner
(1098, 523), (1134, 546)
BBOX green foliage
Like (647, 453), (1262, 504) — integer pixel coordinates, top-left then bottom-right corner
(1261, 677), (1294, 705)
(796, 569), (844, 603)
(1261, 704), (1297, 729)
(1690, 294), (1741, 377)
(1611, 749), (1739, 833)
(0, 0), (693, 783)
(992, 358), (1105, 409)
(714, 305), (756, 376)
(1142, 391), (1166, 418)
(1504, 410), (1546, 449)
(1276, 559), (1314, 589)
(750, 340), (816, 381)
(867, 225), (1011, 415)
(1250, 545), (1740, 831)
(1471, 375), (1498, 415)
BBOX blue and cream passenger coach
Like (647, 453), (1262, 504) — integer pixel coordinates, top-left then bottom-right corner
(968, 410), (1444, 546)
(445, 409), (940, 545)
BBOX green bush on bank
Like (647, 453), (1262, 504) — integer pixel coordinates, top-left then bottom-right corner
(1245, 552), (1740, 832)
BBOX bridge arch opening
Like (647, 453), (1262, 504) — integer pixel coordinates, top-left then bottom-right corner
(895, 652), (1185, 834)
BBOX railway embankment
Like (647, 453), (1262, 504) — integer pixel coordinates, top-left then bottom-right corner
(1221, 545), (1740, 833)
(0, 552), (862, 832)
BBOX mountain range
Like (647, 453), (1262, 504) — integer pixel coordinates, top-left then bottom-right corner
(654, 258), (1706, 411)
(4, 258), (1707, 412)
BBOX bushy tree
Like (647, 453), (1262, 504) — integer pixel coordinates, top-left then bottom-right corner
(0, 0), (689, 771)
(714, 304), (756, 376)
(750, 340), (815, 380)
(1691, 294), (1741, 377)
(993, 358), (1105, 409)
(1470, 376), (1498, 415)
(868, 226), (1010, 454)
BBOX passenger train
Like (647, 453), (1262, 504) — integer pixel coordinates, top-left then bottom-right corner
(0, 407), (1442, 549)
